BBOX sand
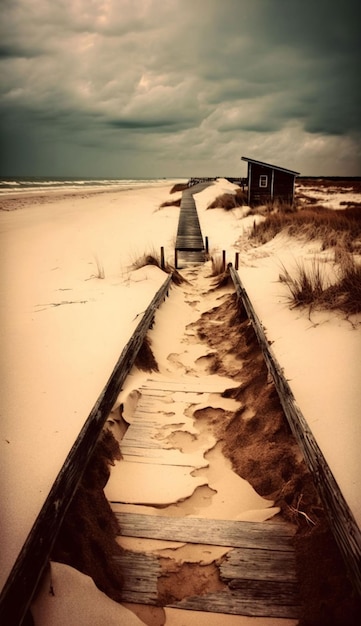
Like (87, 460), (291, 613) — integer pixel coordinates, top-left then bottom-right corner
(1, 178), (360, 624)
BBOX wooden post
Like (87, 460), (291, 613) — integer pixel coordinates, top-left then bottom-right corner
(205, 236), (209, 255)
(160, 247), (165, 270)
(235, 252), (239, 270)
(174, 249), (178, 270)
(222, 250), (226, 272)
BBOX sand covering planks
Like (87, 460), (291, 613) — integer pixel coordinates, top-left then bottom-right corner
(114, 513), (300, 618)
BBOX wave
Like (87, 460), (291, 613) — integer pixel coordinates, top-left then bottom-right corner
(0, 177), (180, 194)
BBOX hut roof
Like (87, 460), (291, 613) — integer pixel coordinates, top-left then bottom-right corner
(241, 156), (300, 177)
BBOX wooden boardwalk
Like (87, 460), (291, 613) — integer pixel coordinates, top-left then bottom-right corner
(174, 183), (210, 268)
(109, 378), (300, 619)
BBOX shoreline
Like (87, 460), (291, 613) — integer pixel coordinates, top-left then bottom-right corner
(0, 180), (184, 211)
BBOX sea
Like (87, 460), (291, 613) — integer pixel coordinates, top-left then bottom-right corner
(0, 176), (181, 195)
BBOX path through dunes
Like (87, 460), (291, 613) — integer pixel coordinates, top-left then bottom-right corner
(105, 264), (304, 623)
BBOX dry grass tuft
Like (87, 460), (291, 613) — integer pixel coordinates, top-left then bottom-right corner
(209, 255), (226, 276)
(280, 256), (361, 315)
(208, 257), (232, 288)
(251, 205), (361, 251)
(207, 188), (247, 211)
(92, 255), (105, 279)
(323, 261), (361, 315)
(132, 250), (186, 285)
(279, 260), (329, 308)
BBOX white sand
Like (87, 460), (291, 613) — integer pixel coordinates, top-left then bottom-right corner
(1, 178), (360, 625)
(0, 182), (182, 591)
(194, 180), (361, 530)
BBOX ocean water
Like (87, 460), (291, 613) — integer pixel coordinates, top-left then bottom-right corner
(0, 177), (178, 195)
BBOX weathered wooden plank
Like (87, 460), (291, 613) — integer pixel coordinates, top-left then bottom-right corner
(142, 378), (239, 393)
(220, 548), (297, 582)
(170, 586), (300, 619)
(175, 188), (206, 267)
(0, 274), (173, 626)
(115, 551), (160, 603)
(114, 548), (300, 618)
(115, 512), (295, 550)
(229, 263), (361, 596)
(119, 447), (207, 467)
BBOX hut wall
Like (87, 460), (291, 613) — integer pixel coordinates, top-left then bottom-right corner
(249, 163), (273, 206)
(273, 170), (295, 204)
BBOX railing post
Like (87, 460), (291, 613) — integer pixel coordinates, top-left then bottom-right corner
(222, 250), (226, 272)
(160, 247), (165, 270)
(235, 252), (239, 270)
(205, 236), (209, 255)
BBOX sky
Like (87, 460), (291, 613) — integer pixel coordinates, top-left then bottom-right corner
(0, 0), (360, 178)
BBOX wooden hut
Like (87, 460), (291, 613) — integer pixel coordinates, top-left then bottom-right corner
(241, 156), (300, 207)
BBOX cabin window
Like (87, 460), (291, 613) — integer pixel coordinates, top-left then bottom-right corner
(259, 175), (268, 188)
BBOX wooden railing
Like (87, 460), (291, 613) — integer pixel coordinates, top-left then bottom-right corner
(0, 273), (173, 626)
(228, 263), (361, 597)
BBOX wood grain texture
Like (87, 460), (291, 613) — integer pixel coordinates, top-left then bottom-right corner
(115, 512), (295, 551)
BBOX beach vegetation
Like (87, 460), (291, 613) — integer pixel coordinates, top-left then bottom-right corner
(209, 255), (232, 288)
(207, 188), (247, 211)
(91, 255), (105, 279)
(279, 256), (361, 315)
(251, 205), (361, 253)
(209, 254), (226, 276)
(131, 249), (186, 285)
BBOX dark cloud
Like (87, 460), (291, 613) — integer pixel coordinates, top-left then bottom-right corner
(0, 0), (360, 176)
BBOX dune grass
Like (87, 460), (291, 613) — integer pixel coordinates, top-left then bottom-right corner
(131, 250), (185, 285)
(279, 260), (330, 308)
(251, 206), (361, 252)
(91, 255), (105, 279)
(207, 188), (247, 211)
(279, 256), (361, 315)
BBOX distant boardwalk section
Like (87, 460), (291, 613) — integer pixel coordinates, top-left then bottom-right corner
(175, 182), (210, 268)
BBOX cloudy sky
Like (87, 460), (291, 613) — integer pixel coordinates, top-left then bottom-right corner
(1, 0), (360, 178)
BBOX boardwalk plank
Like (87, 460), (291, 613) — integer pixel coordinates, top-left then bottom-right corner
(175, 186), (207, 267)
(170, 588), (300, 619)
(114, 512), (295, 551)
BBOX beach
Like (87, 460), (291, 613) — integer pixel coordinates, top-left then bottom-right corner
(1, 178), (360, 624)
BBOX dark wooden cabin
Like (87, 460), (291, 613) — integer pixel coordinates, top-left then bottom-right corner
(241, 156), (300, 207)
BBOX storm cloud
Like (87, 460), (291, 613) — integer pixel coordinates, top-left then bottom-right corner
(1, 0), (360, 176)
